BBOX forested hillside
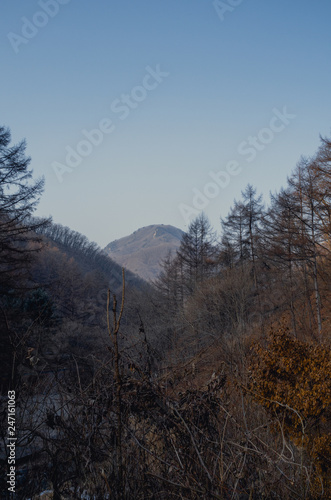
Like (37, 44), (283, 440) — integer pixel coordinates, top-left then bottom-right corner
(0, 126), (330, 499)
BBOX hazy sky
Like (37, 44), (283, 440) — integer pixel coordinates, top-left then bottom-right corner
(1, 0), (331, 247)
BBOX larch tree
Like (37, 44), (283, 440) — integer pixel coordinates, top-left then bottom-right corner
(221, 200), (249, 266)
(0, 126), (49, 391)
(177, 213), (218, 296)
(288, 157), (325, 335)
(241, 184), (264, 290)
(0, 126), (49, 295)
(261, 188), (304, 334)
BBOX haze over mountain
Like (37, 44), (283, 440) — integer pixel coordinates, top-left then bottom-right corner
(104, 224), (184, 281)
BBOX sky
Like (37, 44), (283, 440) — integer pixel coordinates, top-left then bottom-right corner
(1, 0), (331, 247)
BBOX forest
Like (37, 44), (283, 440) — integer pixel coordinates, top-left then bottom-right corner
(0, 124), (330, 499)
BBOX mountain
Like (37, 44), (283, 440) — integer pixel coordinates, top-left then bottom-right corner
(104, 224), (184, 281)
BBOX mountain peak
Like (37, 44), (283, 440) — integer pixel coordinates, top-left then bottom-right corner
(104, 224), (184, 281)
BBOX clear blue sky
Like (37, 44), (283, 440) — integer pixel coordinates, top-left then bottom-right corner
(1, 0), (331, 247)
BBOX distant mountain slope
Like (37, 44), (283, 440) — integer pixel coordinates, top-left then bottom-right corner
(104, 225), (184, 281)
